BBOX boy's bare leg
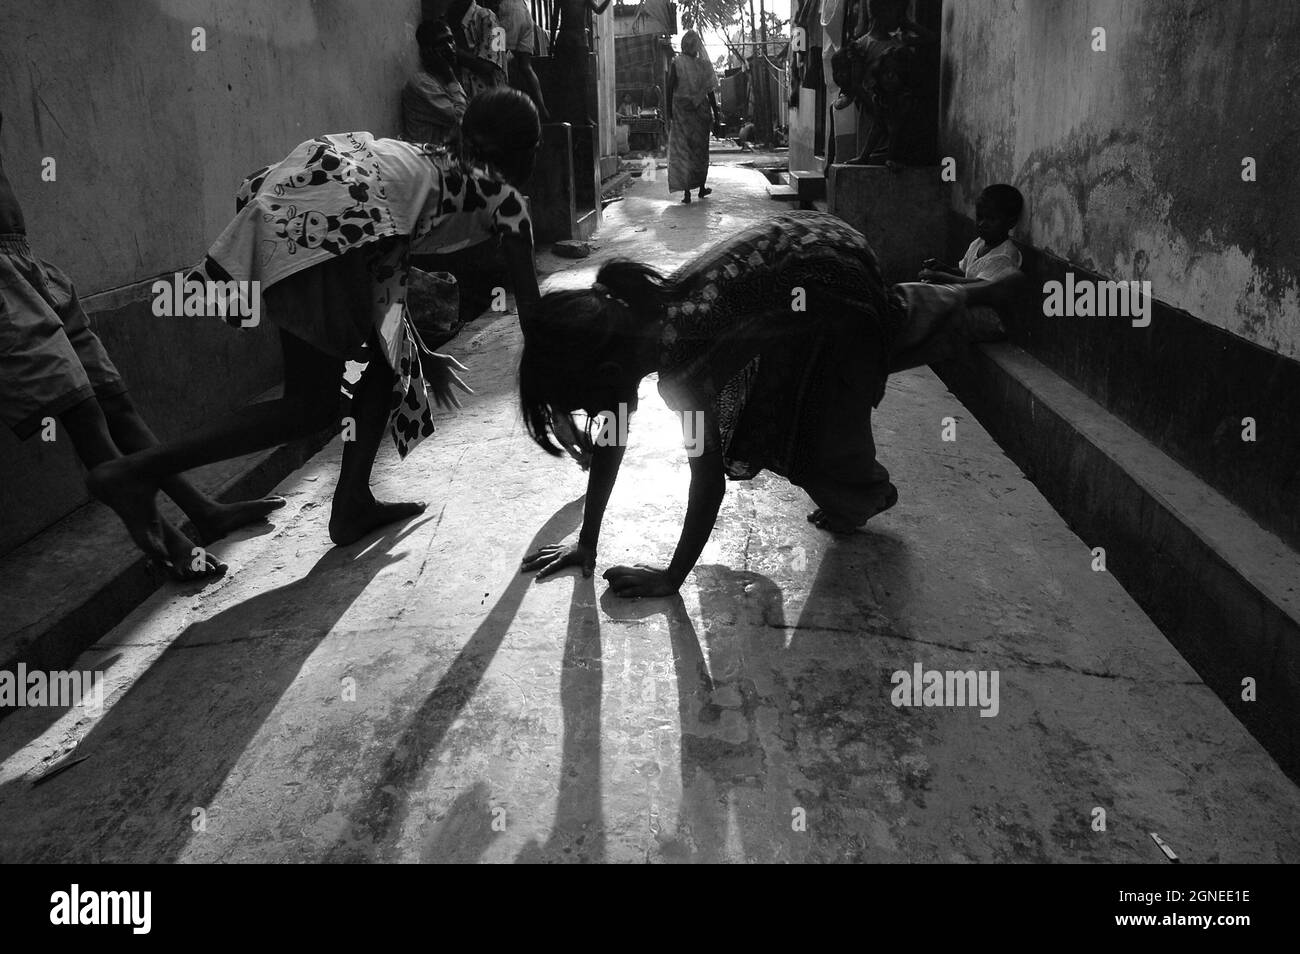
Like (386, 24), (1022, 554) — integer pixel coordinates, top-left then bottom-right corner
(327, 342), (427, 546)
(97, 392), (286, 544)
(86, 332), (342, 561)
(60, 397), (226, 580)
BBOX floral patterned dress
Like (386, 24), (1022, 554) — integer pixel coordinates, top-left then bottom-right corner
(656, 210), (907, 524)
(191, 133), (531, 459)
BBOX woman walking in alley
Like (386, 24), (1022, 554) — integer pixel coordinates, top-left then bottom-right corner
(517, 210), (1022, 596)
(88, 89), (548, 575)
(667, 31), (721, 204)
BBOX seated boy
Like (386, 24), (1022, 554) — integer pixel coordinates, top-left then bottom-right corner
(891, 183), (1025, 370)
(0, 108), (283, 580)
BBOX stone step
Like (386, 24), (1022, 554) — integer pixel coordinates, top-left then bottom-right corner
(935, 341), (1300, 781)
(789, 169), (827, 201)
(766, 183), (800, 201)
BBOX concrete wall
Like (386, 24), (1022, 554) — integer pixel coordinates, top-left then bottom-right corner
(0, 0), (421, 554)
(941, 0), (1300, 361)
(595, 7), (618, 162)
(787, 20), (822, 174)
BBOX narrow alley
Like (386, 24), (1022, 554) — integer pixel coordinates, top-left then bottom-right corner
(2, 160), (1296, 864)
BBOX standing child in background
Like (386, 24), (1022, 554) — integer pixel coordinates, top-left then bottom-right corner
(0, 108), (284, 579)
(553, 0), (613, 127)
(487, 0), (550, 121)
(448, 0), (508, 99)
(840, 0), (935, 169)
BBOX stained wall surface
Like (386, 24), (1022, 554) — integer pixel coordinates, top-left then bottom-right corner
(941, 0), (1300, 359)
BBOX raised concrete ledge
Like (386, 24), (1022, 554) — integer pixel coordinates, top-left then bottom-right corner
(935, 342), (1300, 780)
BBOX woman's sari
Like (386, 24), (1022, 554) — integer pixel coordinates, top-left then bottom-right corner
(668, 46), (717, 193)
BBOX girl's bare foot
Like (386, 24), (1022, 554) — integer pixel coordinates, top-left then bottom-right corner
(807, 486), (898, 534)
(159, 519), (228, 581)
(328, 499), (427, 546)
(192, 496), (288, 544)
(807, 508), (861, 534)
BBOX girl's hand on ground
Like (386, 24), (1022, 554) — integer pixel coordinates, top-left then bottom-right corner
(602, 564), (680, 598)
(425, 352), (473, 410)
(521, 541), (595, 579)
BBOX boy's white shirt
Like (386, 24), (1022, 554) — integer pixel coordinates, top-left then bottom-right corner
(960, 237), (1021, 280)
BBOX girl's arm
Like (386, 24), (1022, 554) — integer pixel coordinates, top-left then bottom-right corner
(665, 62), (677, 119)
(521, 422), (628, 579)
(604, 448), (726, 597)
(503, 232), (541, 322)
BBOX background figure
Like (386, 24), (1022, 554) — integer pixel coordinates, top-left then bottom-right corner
(842, 0), (936, 168)
(488, 0), (549, 121)
(552, 0), (611, 127)
(402, 20), (468, 144)
(666, 31), (719, 204)
(735, 119), (756, 151)
(448, 0), (507, 99)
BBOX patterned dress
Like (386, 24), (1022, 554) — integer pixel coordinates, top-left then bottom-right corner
(656, 210), (908, 524)
(192, 133), (531, 459)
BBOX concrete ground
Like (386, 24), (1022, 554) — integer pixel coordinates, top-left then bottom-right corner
(2, 159), (1298, 864)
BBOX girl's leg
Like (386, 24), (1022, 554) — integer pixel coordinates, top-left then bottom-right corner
(87, 331), (342, 566)
(327, 333), (427, 545)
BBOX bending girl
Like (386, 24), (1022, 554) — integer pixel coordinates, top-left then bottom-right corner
(519, 210), (1020, 597)
(89, 88), (544, 576)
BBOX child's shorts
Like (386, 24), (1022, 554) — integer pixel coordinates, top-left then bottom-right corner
(0, 234), (126, 439)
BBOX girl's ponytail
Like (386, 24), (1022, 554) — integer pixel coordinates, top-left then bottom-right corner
(595, 260), (680, 314)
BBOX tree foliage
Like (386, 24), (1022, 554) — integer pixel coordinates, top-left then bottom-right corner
(677, 0), (747, 33)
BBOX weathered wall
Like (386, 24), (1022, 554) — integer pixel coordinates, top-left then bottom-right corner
(2, 0), (420, 294)
(941, 0), (1300, 360)
(0, 0), (421, 554)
